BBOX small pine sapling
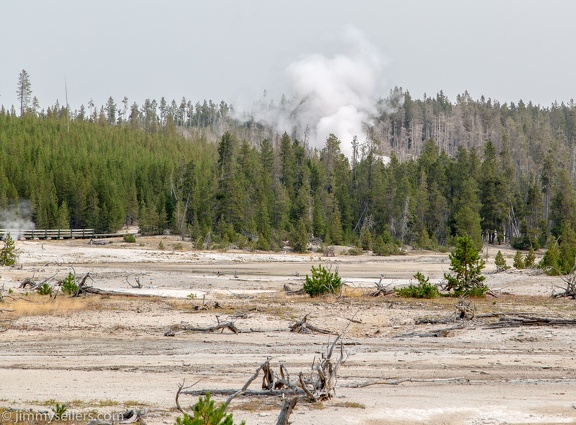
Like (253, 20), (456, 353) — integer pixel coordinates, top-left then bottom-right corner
(494, 250), (509, 272)
(0, 233), (17, 266)
(513, 250), (525, 269)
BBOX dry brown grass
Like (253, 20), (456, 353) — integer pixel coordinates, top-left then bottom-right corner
(333, 401), (366, 409)
(3, 294), (106, 319)
(232, 398), (282, 411)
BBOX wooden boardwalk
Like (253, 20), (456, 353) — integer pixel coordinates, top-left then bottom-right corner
(0, 228), (127, 240)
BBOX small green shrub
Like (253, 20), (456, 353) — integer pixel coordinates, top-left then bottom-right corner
(466, 285), (490, 297)
(303, 264), (342, 297)
(372, 239), (403, 256)
(0, 233), (17, 266)
(51, 403), (68, 420)
(395, 272), (440, 298)
(158, 241), (165, 250)
(173, 242), (184, 251)
(494, 250), (509, 272)
(345, 246), (364, 256)
(61, 272), (78, 295)
(175, 393), (245, 425)
(513, 250), (525, 269)
(524, 247), (536, 268)
(37, 282), (53, 296)
(123, 233), (136, 243)
(359, 228), (372, 251)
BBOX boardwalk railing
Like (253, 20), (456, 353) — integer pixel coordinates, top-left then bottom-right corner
(0, 228), (95, 240)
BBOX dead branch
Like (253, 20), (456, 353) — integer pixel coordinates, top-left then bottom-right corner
(455, 297), (476, 320)
(19, 277), (37, 289)
(72, 272), (95, 297)
(181, 322), (239, 334)
(283, 283), (304, 296)
(289, 314), (333, 334)
(175, 379), (202, 415)
(192, 294), (222, 310)
(299, 372), (317, 401)
(125, 276), (142, 289)
(551, 268), (576, 298)
(118, 409), (147, 424)
(369, 276), (394, 297)
(225, 360), (271, 406)
(393, 324), (465, 338)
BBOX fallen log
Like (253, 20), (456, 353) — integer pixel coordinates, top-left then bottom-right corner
(181, 322), (240, 334)
(181, 388), (304, 398)
(347, 377), (469, 388)
(484, 314), (576, 329)
(393, 325), (465, 338)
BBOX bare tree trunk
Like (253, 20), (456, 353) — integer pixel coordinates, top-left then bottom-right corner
(276, 397), (298, 425)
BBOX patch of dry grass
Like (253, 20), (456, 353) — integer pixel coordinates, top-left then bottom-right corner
(232, 398), (281, 411)
(3, 294), (105, 319)
(333, 401), (366, 409)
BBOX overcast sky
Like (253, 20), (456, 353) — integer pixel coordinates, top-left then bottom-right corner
(2, 0), (576, 112)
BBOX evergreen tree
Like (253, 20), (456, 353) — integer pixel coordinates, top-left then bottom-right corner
(444, 234), (487, 295)
(452, 178), (483, 250)
(291, 217), (310, 253)
(513, 251), (525, 269)
(0, 233), (17, 266)
(479, 141), (508, 244)
(105, 97), (117, 125)
(16, 69), (32, 115)
(494, 250), (508, 272)
(524, 247), (536, 268)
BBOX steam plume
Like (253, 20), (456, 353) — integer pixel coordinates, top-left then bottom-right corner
(242, 26), (387, 157)
(0, 201), (35, 240)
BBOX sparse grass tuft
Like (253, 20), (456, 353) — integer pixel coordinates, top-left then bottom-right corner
(333, 401), (366, 409)
(232, 399), (280, 411)
(308, 401), (325, 410)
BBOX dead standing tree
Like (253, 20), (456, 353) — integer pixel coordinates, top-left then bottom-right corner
(551, 257), (576, 299)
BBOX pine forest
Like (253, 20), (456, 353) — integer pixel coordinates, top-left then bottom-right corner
(3, 83), (576, 274)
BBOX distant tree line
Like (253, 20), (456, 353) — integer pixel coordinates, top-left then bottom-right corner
(3, 70), (576, 274)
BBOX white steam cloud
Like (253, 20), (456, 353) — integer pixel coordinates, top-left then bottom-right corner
(241, 26), (387, 157)
(0, 201), (35, 240)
